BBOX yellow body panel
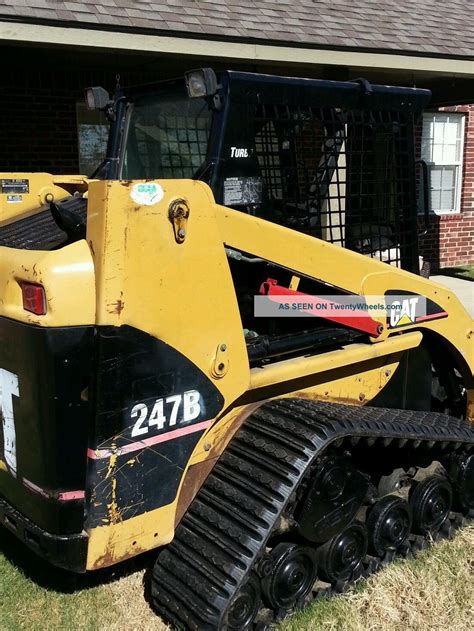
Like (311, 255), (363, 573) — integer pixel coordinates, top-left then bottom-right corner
(0, 240), (95, 326)
(86, 179), (250, 409)
(246, 332), (422, 393)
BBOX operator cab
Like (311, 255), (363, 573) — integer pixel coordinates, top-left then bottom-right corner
(0, 69), (431, 273)
(88, 69), (430, 274)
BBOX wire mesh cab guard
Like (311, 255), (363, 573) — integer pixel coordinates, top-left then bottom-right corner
(212, 73), (431, 273)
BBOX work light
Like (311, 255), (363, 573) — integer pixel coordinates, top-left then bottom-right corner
(84, 86), (112, 111)
(185, 68), (218, 98)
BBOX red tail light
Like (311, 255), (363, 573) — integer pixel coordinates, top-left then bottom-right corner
(20, 283), (47, 315)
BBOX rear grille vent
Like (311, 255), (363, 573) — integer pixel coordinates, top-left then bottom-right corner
(0, 197), (87, 250)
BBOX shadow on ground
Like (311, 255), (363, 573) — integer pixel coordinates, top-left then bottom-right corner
(0, 522), (156, 595)
(439, 265), (474, 281)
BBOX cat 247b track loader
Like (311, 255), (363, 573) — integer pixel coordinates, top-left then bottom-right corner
(0, 69), (473, 629)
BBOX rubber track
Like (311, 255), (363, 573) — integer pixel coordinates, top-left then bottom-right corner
(152, 400), (474, 629)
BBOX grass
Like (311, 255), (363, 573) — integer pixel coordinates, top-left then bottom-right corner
(0, 525), (167, 631)
(439, 264), (474, 281)
(280, 525), (474, 631)
(0, 523), (472, 630)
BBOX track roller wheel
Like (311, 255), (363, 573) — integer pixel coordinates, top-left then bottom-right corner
(297, 457), (368, 543)
(410, 475), (452, 534)
(367, 495), (412, 556)
(224, 574), (261, 630)
(261, 543), (317, 611)
(316, 522), (368, 583)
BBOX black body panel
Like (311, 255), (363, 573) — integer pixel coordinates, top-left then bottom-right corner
(0, 493), (87, 572)
(0, 316), (226, 570)
(0, 317), (93, 533)
(370, 345), (432, 411)
(0, 318), (225, 563)
(87, 326), (225, 527)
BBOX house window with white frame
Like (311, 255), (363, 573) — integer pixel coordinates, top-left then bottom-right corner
(421, 112), (465, 215)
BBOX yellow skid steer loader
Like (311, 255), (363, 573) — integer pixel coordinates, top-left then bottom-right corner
(0, 69), (472, 629)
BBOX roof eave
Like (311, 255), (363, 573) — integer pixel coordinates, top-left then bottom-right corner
(1, 18), (473, 77)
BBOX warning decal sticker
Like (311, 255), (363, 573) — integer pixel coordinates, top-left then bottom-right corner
(1, 179), (29, 194)
(6, 195), (22, 204)
(130, 182), (164, 206)
(224, 177), (263, 207)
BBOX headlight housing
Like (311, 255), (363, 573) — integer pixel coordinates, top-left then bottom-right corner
(185, 68), (218, 98)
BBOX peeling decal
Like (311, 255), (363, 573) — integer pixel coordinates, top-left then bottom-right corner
(130, 182), (164, 206)
(0, 368), (19, 477)
(85, 325), (225, 526)
(22, 477), (85, 501)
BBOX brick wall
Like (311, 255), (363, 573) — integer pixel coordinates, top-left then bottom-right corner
(0, 80), (80, 174)
(418, 105), (474, 269)
(0, 66), (156, 176)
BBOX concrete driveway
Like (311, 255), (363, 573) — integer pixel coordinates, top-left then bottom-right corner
(431, 275), (474, 317)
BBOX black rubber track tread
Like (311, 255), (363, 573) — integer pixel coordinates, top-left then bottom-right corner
(226, 442), (296, 485)
(152, 400), (474, 630)
(184, 513), (250, 564)
(211, 465), (280, 512)
(218, 451), (288, 500)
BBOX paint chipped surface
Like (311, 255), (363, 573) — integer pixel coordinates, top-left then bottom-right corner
(107, 290), (125, 316)
(107, 476), (122, 524)
(113, 298), (125, 315)
(104, 449), (123, 525)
